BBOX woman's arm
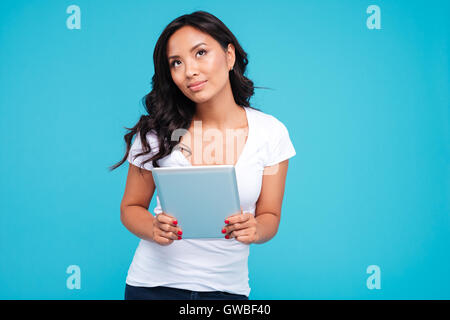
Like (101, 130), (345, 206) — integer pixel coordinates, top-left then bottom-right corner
(223, 159), (290, 244)
(121, 163), (184, 245)
(120, 163), (156, 242)
(254, 159), (289, 244)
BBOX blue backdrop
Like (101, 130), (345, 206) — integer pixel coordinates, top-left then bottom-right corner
(0, 0), (448, 299)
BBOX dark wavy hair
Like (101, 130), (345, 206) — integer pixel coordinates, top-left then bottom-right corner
(109, 10), (268, 173)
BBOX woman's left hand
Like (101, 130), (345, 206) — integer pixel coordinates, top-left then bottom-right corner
(222, 208), (259, 245)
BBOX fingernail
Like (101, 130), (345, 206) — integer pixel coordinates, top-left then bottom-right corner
(225, 220), (229, 224)
(221, 228), (226, 234)
(177, 230), (183, 235)
(173, 220), (178, 225)
(225, 235), (230, 239)
(178, 236), (182, 240)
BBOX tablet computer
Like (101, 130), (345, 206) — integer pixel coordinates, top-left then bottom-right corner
(151, 165), (242, 239)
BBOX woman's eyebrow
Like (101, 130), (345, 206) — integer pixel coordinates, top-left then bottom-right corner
(168, 42), (207, 60)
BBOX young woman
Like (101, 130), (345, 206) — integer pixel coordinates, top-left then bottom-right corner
(110, 11), (296, 300)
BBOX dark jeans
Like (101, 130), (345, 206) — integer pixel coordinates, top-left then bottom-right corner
(125, 284), (249, 300)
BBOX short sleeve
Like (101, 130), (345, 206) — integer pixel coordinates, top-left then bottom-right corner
(264, 119), (296, 167)
(127, 130), (160, 171)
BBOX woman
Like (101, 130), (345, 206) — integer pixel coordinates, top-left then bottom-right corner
(110, 11), (296, 300)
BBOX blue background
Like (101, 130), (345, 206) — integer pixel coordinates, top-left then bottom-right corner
(0, 0), (448, 299)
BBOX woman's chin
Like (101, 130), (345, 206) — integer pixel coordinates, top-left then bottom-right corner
(190, 93), (212, 103)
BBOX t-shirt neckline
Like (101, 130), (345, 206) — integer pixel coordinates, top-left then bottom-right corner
(175, 106), (251, 167)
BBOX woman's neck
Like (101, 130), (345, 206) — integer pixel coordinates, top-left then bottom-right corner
(192, 80), (244, 130)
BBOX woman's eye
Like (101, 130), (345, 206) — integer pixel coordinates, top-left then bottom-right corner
(197, 49), (207, 56)
(170, 49), (207, 68)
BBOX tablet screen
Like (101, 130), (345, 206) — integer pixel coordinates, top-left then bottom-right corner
(152, 165), (241, 239)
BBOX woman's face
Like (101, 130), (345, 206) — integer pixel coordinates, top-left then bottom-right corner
(166, 26), (235, 103)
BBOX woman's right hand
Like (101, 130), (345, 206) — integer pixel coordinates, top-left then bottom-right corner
(152, 212), (183, 246)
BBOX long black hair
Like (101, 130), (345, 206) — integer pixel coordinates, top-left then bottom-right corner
(109, 10), (268, 173)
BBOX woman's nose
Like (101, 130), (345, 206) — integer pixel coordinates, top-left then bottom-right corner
(184, 62), (199, 77)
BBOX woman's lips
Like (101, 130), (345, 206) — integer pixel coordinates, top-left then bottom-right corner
(189, 80), (207, 91)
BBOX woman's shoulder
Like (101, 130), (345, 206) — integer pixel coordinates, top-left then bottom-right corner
(247, 107), (296, 165)
(131, 129), (160, 153)
(247, 106), (289, 135)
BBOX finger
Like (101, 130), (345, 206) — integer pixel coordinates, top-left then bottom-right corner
(154, 234), (174, 245)
(235, 235), (252, 245)
(159, 223), (182, 235)
(159, 230), (179, 241)
(231, 229), (248, 238)
(157, 212), (178, 226)
(224, 220), (248, 234)
(225, 207), (244, 223)
(227, 212), (251, 226)
(227, 228), (248, 240)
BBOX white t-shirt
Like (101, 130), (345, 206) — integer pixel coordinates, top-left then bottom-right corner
(125, 106), (296, 296)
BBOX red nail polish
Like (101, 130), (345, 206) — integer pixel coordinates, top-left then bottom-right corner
(177, 230), (182, 235)
(222, 228), (226, 234)
(225, 220), (229, 224)
(178, 236), (182, 240)
(173, 220), (178, 225)
(225, 235), (230, 239)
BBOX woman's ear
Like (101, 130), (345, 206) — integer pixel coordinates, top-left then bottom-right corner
(227, 43), (236, 71)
